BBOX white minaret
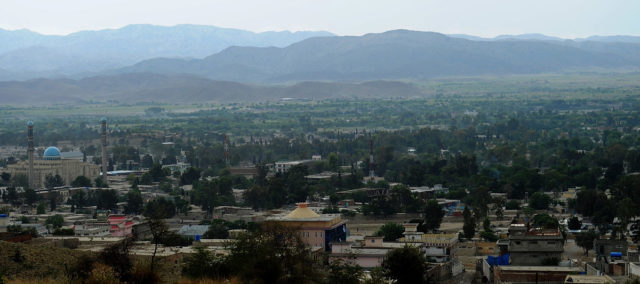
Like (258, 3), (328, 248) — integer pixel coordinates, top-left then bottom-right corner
(100, 117), (108, 185)
(27, 120), (34, 189)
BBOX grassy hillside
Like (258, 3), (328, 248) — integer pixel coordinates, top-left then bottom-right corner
(0, 241), (91, 282)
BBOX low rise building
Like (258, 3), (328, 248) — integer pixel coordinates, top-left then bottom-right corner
(178, 225), (209, 240)
(398, 223), (458, 262)
(494, 266), (583, 283)
(563, 275), (615, 284)
(74, 221), (110, 237)
(109, 215), (133, 237)
(508, 223), (563, 266)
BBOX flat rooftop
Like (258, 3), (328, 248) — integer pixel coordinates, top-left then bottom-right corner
(498, 266), (583, 272)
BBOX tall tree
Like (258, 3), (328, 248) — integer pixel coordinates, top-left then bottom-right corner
(576, 230), (599, 256)
(44, 174), (64, 188)
(567, 217), (582, 231)
(462, 206), (476, 239)
(71, 176), (92, 187)
(423, 199), (445, 232)
(328, 256), (364, 284)
(375, 222), (405, 242)
(23, 188), (38, 206)
(124, 189), (143, 215)
(225, 223), (321, 283)
(382, 246), (428, 284)
(528, 192), (551, 210)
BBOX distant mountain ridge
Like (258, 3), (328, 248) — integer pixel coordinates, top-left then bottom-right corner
(0, 73), (427, 105)
(0, 24), (333, 80)
(2, 26), (640, 82)
(119, 30), (640, 82)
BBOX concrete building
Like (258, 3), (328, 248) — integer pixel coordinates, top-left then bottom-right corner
(74, 221), (111, 237)
(108, 215), (133, 237)
(267, 202), (346, 251)
(563, 275), (615, 283)
(494, 266), (583, 283)
(508, 223), (564, 266)
(274, 160), (313, 173)
(593, 239), (629, 276)
(178, 225), (209, 239)
(329, 236), (416, 268)
(398, 225), (459, 263)
(7, 146), (100, 189)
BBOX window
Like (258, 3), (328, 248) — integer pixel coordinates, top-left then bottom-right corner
(515, 241), (521, 245)
(315, 232), (317, 237)
(529, 241), (538, 245)
(372, 239), (375, 243)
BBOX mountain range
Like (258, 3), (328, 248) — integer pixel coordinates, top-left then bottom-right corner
(2, 26), (640, 104)
(119, 30), (640, 82)
(1, 25), (640, 82)
(0, 24), (333, 80)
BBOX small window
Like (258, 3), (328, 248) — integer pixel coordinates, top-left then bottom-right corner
(515, 241), (521, 245)
(372, 239), (376, 243)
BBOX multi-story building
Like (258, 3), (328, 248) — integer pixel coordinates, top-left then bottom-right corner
(267, 202), (347, 251)
(508, 223), (564, 265)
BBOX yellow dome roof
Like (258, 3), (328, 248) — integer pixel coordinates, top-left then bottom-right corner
(285, 203), (320, 219)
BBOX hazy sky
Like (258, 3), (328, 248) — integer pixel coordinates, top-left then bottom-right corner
(2, 0), (639, 37)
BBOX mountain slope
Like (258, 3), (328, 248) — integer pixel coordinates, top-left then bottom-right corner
(121, 30), (640, 82)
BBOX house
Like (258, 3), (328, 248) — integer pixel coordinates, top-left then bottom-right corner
(108, 215), (134, 237)
(564, 275), (615, 283)
(398, 223), (458, 262)
(178, 225), (209, 239)
(508, 223), (563, 266)
(494, 266), (583, 283)
(329, 235), (419, 268)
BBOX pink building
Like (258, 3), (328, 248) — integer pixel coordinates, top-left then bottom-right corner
(108, 215), (133, 237)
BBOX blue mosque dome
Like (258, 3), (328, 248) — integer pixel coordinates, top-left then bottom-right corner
(27, 120), (34, 126)
(101, 117), (107, 123)
(43, 146), (61, 160)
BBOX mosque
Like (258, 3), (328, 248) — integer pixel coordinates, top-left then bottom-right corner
(6, 120), (106, 189)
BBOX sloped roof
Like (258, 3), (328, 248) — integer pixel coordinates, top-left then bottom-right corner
(285, 203), (320, 219)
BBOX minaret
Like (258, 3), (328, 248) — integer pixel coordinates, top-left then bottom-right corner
(224, 134), (230, 167)
(100, 117), (108, 185)
(369, 139), (375, 181)
(27, 121), (34, 189)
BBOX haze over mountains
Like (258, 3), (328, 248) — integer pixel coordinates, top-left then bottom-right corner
(1, 25), (640, 104)
(0, 24), (333, 80)
(120, 30), (640, 82)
